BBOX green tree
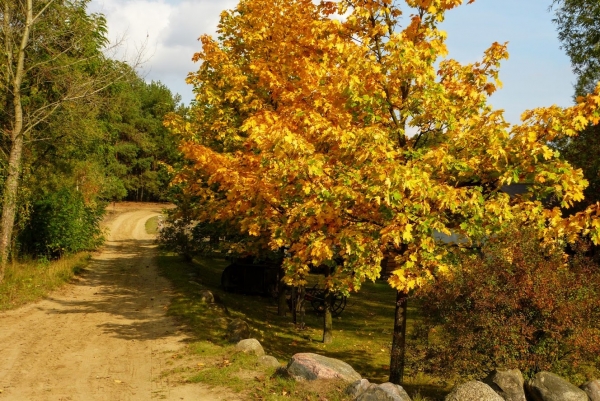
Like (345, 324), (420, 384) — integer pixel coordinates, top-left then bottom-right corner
(0, 0), (125, 279)
(95, 67), (182, 202)
(553, 0), (600, 96)
(19, 187), (104, 257)
(552, 0), (600, 210)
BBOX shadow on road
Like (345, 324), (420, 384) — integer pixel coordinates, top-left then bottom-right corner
(40, 238), (187, 343)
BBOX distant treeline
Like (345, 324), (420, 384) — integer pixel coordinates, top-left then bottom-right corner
(0, 0), (184, 265)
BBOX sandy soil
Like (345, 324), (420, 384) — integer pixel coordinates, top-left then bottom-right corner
(0, 202), (239, 401)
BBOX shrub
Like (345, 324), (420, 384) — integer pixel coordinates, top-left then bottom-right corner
(19, 187), (105, 258)
(157, 217), (196, 261)
(410, 226), (600, 383)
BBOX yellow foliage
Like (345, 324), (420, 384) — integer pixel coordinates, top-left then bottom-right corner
(168, 0), (600, 293)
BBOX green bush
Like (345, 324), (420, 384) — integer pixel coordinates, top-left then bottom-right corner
(409, 226), (600, 383)
(19, 187), (105, 258)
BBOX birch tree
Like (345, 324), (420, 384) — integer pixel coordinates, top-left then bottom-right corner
(0, 0), (132, 279)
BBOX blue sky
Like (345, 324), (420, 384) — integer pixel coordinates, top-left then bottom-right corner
(89, 0), (576, 125)
(440, 0), (575, 123)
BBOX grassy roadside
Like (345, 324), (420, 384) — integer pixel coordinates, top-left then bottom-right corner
(157, 252), (448, 400)
(145, 215), (159, 234)
(0, 253), (91, 311)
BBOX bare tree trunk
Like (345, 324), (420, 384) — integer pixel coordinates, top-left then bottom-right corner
(277, 265), (287, 316)
(389, 290), (408, 384)
(323, 291), (333, 343)
(322, 264), (333, 343)
(296, 285), (306, 330)
(0, 0), (33, 281)
(291, 286), (297, 324)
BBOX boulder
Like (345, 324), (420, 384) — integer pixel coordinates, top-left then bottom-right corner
(226, 319), (250, 342)
(198, 289), (214, 303)
(525, 372), (588, 401)
(235, 338), (265, 356)
(581, 380), (600, 401)
(483, 369), (527, 401)
(445, 380), (504, 401)
(356, 382), (411, 401)
(258, 355), (281, 368)
(347, 379), (372, 398)
(286, 353), (361, 382)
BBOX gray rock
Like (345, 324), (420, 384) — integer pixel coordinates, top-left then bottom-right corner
(199, 289), (214, 303)
(235, 338), (265, 356)
(347, 379), (372, 398)
(526, 372), (588, 401)
(226, 318), (250, 342)
(581, 380), (600, 401)
(286, 353), (361, 382)
(445, 380), (504, 401)
(258, 355), (281, 368)
(356, 382), (411, 401)
(483, 369), (526, 401)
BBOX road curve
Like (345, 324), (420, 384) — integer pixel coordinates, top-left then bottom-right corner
(0, 203), (233, 400)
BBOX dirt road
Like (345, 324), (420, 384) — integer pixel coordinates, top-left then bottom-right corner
(0, 203), (232, 400)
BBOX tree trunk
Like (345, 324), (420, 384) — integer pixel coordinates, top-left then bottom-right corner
(277, 265), (287, 316)
(296, 285), (306, 330)
(0, 133), (24, 272)
(389, 290), (408, 384)
(322, 264), (333, 343)
(323, 291), (333, 343)
(0, 0), (33, 281)
(291, 286), (297, 324)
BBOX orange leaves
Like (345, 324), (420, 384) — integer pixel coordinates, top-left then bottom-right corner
(171, 0), (600, 294)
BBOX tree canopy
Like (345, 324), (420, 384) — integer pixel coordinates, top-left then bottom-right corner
(168, 0), (600, 295)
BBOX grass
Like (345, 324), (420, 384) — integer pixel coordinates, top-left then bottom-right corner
(0, 253), (91, 311)
(146, 216), (159, 234)
(157, 253), (450, 400)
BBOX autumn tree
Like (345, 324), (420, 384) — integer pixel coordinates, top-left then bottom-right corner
(168, 0), (600, 383)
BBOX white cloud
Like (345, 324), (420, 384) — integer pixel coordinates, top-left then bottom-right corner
(89, 0), (237, 103)
(89, 0), (576, 124)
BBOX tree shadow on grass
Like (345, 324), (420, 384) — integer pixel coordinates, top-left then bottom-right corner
(157, 253), (450, 400)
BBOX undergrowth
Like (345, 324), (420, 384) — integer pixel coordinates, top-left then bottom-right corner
(0, 253), (91, 310)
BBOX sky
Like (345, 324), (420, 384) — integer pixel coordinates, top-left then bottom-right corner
(87, 0), (576, 125)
